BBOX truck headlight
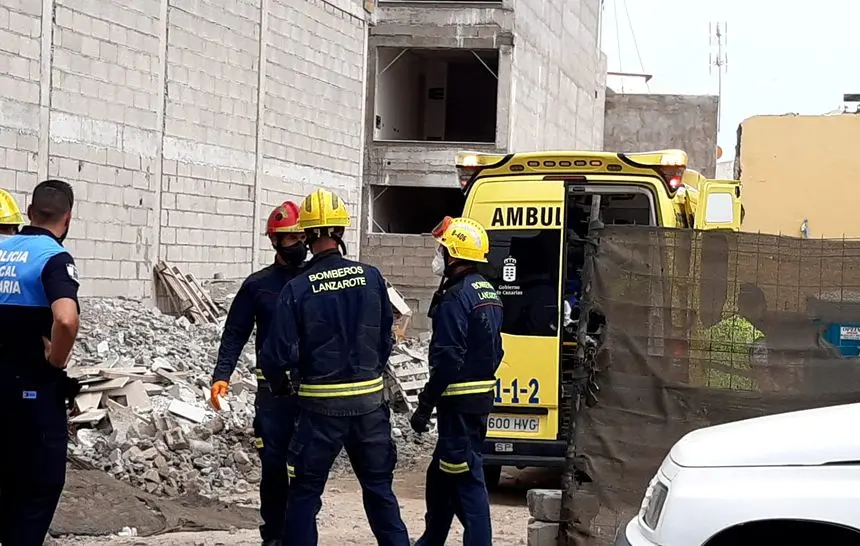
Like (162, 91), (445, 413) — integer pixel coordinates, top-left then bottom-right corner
(641, 480), (669, 530)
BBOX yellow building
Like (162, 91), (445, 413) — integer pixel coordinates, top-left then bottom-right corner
(736, 113), (860, 238)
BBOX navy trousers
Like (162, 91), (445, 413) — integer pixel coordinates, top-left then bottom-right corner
(253, 388), (296, 542)
(0, 381), (68, 546)
(414, 411), (492, 546)
(284, 404), (409, 546)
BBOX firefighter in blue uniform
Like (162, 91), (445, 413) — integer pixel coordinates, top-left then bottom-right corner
(260, 188), (410, 546)
(410, 216), (504, 546)
(0, 179), (82, 546)
(209, 201), (307, 546)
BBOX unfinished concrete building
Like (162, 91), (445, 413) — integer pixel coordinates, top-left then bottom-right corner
(361, 0), (607, 330)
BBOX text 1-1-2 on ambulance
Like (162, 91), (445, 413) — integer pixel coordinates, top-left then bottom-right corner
(452, 148), (743, 488)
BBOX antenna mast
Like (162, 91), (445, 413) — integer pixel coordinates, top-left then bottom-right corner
(709, 22), (727, 131)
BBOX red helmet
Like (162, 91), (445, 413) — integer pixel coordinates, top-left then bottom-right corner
(266, 201), (302, 235)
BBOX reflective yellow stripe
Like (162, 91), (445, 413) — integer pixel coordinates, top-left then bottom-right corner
(440, 380), (496, 397)
(255, 368), (266, 380)
(439, 459), (469, 474)
(254, 437), (264, 449)
(298, 377), (384, 398)
(287, 465), (295, 478)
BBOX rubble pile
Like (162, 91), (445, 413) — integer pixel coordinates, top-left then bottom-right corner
(67, 295), (435, 498)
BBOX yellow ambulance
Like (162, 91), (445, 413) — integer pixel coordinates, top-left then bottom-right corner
(453, 149), (742, 487)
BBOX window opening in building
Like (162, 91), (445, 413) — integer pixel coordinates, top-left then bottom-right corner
(370, 184), (465, 234)
(374, 48), (499, 143)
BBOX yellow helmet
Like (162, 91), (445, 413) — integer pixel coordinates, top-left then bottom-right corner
(299, 189), (351, 231)
(431, 216), (489, 263)
(0, 189), (24, 226)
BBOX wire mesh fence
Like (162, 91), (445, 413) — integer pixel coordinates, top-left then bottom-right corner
(565, 226), (860, 545)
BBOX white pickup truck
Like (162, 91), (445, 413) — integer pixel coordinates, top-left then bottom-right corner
(616, 403), (860, 545)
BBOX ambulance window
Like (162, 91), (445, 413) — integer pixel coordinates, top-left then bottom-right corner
(478, 229), (561, 337)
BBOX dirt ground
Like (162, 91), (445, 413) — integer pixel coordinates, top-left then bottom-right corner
(54, 465), (559, 545)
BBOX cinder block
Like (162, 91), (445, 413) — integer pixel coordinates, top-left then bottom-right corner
(527, 489), (563, 522)
(527, 520), (559, 546)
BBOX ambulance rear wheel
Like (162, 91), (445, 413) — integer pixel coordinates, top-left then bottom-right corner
(483, 464), (502, 491)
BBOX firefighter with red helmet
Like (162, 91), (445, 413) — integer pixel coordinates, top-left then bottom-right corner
(210, 201), (307, 546)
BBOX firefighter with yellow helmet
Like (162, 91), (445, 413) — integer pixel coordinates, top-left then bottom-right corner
(410, 216), (504, 546)
(260, 189), (410, 546)
(0, 189), (24, 237)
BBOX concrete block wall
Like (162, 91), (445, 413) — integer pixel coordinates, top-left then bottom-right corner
(362, 233), (438, 332)
(0, 0), (369, 298)
(0, 0), (42, 218)
(508, 0), (605, 151)
(603, 92), (719, 177)
(258, 0), (366, 263)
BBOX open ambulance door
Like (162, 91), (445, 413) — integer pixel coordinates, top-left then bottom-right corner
(694, 180), (742, 231)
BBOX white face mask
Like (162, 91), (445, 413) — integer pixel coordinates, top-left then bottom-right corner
(431, 246), (446, 276)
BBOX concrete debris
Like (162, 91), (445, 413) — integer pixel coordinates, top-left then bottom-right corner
(68, 292), (436, 499)
(527, 489), (562, 522)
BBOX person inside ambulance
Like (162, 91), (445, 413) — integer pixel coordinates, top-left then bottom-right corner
(410, 216), (504, 546)
(259, 189), (409, 546)
(0, 189), (24, 237)
(210, 201), (307, 546)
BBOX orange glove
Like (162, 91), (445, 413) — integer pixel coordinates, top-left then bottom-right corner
(210, 381), (229, 410)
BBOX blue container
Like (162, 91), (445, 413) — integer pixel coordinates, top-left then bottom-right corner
(823, 323), (860, 357)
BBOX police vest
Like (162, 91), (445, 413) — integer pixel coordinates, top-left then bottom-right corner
(0, 234), (67, 307)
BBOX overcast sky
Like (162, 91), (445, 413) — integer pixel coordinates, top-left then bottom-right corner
(600, 0), (860, 159)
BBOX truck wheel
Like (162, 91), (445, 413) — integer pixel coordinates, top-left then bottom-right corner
(483, 464), (502, 491)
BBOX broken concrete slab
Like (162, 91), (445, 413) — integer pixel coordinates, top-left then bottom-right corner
(527, 489), (562, 522)
(106, 380), (152, 410)
(70, 409), (108, 425)
(75, 391), (103, 413)
(80, 377), (130, 393)
(167, 399), (206, 424)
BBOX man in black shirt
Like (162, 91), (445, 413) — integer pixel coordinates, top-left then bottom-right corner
(0, 179), (81, 545)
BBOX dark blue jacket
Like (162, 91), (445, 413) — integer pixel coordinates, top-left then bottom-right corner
(419, 269), (504, 415)
(0, 227), (80, 382)
(212, 261), (301, 383)
(260, 249), (394, 416)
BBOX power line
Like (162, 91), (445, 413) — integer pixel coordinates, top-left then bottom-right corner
(621, 0), (649, 92)
(613, 0), (624, 91)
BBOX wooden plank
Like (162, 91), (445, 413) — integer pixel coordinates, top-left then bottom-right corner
(183, 273), (218, 322)
(164, 263), (208, 323)
(181, 273), (215, 321)
(155, 262), (193, 315)
(163, 261), (209, 319)
(187, 272), (223, 317)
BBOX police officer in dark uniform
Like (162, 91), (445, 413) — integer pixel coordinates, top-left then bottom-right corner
(209, 201), (307, 546)
(260, 188), (409, 546)
(410, 216), (504, 546)
(0, 179), (81, 546)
